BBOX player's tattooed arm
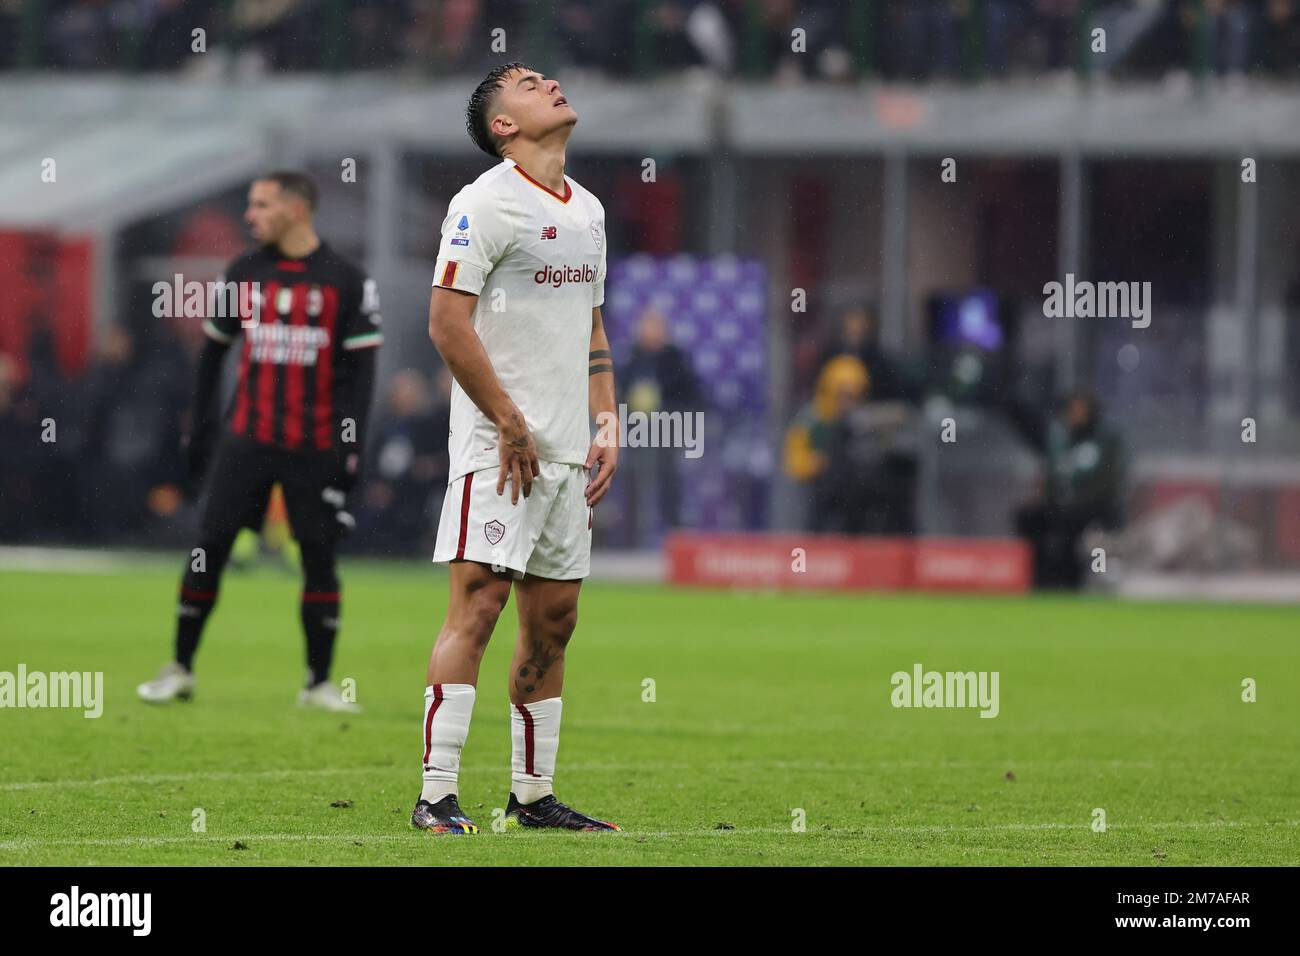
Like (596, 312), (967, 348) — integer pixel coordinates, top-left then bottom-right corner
(584, 307), (618, 507)
(589, 348), (613, 376)
(428, 286), (539, 502)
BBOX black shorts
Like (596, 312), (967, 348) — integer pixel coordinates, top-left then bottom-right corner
(199, 434), (342, 545)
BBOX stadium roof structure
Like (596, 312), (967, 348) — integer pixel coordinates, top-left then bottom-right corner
(727, 85), (1300, 156)
(3, 76), (1298, 231)
(0, 76), (715, 230)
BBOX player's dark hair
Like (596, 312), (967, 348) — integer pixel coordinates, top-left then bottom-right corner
(466, 61), (533, 158)
(260, 170), (319, 210)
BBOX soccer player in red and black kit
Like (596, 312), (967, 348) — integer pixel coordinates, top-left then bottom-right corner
(138, 171), (382, 711)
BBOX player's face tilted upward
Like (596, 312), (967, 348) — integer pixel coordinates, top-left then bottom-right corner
(485, 69), (578, 148)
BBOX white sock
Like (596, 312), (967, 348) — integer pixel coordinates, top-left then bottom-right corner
(511, 697), (562, 805)
(419, 683), (475, 803)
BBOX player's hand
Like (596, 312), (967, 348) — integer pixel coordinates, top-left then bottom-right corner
(321, 450), (361, 536)
(321, 485), (356, 536)
(335, 450), (361, 494)
(497, 407), (540, 505)
(584, 433), (619, 507)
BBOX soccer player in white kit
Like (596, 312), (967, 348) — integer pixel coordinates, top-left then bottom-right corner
(412, 63), (621, 834)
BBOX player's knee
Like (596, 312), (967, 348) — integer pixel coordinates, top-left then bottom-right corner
(542, 602), (578, 646)
(462, 581), (509, 643)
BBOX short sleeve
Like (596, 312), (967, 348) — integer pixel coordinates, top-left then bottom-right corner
(432, 188), (512, 296)
(593, 214), (607, 309)
(341, 275), (383, 351)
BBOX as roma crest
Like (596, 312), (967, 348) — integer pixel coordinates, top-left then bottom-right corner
(484, 520), (506, 545)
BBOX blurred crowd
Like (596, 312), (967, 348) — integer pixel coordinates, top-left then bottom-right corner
(2, 0), (1298, 80)
(0, 320), (459, 556)
(782, 304), (1127, 588)
(0, 323), (188, 543)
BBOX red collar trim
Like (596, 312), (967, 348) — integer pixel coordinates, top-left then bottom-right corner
(512, 163), (572, 204)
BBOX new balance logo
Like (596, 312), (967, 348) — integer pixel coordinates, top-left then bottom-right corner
(540, 226), (557, 240)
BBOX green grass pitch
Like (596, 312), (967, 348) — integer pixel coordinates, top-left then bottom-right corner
(1, 560), (1297, 866)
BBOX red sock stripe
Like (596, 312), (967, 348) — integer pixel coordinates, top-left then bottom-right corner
(180, 586), (217, 603)
(301, 591), (340, 603)
(454, 472), (474, 559)
(422, 683), (444, 765)
(517, 703), (536, 776)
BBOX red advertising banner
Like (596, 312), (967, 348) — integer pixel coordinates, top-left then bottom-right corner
(912, 537), (1032, 593)
(666, 532), (1031, 594)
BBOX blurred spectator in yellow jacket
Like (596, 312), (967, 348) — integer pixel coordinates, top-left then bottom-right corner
(784, 355), (870, 530)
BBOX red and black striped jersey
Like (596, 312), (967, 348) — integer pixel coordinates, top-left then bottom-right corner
(203, 242), (382, 452)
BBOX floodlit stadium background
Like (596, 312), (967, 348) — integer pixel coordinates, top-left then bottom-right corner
(2, 0), (1299, 601)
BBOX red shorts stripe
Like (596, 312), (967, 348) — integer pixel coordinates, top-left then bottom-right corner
(454, 472), (474, 560)
(517, 703), (536, 776)
(422, 683), (444, 765)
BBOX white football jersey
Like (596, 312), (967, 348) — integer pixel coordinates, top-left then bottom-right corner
(433, 157), (606, 481)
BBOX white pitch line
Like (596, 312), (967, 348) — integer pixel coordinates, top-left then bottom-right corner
(0, 762), (687, 792)
(0, 766), (403, 792)
(0, 820), (1294, 852)
(1, 759), (1186, 793)
(0, 833), (441, 851)
(632, 819), (1299, 836)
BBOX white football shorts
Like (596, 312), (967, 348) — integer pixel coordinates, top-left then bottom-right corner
(433, 460), (592, 580)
